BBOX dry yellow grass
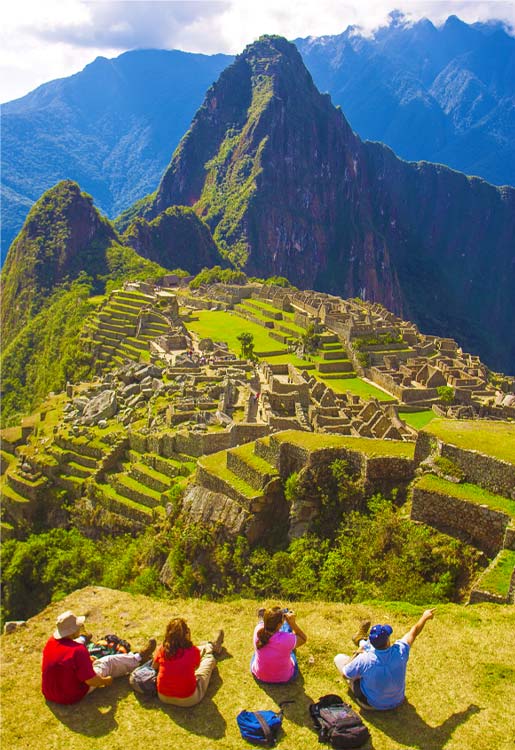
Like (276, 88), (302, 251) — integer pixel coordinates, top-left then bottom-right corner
(1, 587), (514, 750)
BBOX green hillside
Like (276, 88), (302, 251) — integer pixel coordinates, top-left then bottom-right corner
(1, 587), (513, 750)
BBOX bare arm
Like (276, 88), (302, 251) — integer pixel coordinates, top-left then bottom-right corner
(284, 612), (307, 647)
(402, 608), (435, 647)
(85, 674), (113, 688)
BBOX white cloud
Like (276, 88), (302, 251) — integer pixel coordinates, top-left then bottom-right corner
(1, 0), (514, 102)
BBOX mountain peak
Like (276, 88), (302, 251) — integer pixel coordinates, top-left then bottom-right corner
(1, 180), (116, 345)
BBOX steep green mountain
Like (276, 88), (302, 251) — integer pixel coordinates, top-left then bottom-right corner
(0, 180), (165, 348)
(121, 206), (222, 272)
(1, 49), (232, 261)
(0, 180), (172, 422)
(135, 35), (515, 374)
(296, 14), (515, 188)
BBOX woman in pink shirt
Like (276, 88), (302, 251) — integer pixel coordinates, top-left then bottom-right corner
(251, 606), (307, 684)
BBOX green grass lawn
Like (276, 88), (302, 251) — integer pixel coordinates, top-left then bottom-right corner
(476, 550), (515, 598)
(2, 586), (514, 750)
(185, 310), (289, 355)
(422, 419), (515, 465)
(399, 410), (436, 430)
(321, 377), (396, 402)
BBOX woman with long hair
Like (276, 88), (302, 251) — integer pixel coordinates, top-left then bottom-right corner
(251, 605), (307, 684)
(152, 617), (224, 706)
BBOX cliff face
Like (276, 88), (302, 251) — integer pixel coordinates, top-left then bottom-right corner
(139, 36), (514, 372)
(122, 206), (222, 273)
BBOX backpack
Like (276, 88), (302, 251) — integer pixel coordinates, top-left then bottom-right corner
(236, 709), (283, 746)
(129, 660), (157, 696)
(309, 694), (370, 749)
(87, 634), (132, 659)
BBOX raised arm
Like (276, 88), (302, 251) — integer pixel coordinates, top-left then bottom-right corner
(402, 608), (435, 647)
(284, 611), (307, 647)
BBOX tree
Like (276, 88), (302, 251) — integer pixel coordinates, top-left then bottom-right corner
(437, 385), (455, 404)
(299, 323), (320, 356)
(237, 332), (257, 361)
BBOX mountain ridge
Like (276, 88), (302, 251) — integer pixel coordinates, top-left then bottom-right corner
(2, 15), (514, 262)
(127, 35), (515, 373)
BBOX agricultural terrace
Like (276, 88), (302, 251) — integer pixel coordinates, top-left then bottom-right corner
(415, 474), (515, 519)
(422, 419), (515, 465)
(273, 430), (416, 459)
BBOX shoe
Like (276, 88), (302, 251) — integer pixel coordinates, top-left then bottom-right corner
(352, 619), (371, 647)
(82, 632), (93, 645)
(256, 608), (265, 620)
(138, 638), (157, 662)
(210, 629), (224, 655)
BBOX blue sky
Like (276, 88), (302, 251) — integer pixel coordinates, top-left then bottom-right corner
(1, 0), (514, 102)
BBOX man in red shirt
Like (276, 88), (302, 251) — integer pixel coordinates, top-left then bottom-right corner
(42, 610), (155, 705)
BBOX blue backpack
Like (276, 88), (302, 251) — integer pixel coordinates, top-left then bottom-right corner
(236, 709), (284, 746)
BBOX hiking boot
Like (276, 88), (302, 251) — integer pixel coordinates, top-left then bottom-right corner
(138, 638), (156, 662)
(256, 608), (265, 620)
(352, 619), (371, 647)
(210, 629), (224, 655)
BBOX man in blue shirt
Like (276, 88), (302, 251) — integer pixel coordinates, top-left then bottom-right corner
(334, 608), (435, 710)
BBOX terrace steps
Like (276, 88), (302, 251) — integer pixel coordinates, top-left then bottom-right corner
(110, 472), (163, 509)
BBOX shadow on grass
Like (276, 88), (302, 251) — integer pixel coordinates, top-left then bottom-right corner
(46, 680), (132, 737)
(362, 700), (481, 749)
(252, 670), (316, 728)
(133, 666), (227, 739)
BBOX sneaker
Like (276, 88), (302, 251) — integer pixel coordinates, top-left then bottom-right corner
(210, 629), (224, 655)
(352, 619), (371, 647)
(138, 638), (157, 662)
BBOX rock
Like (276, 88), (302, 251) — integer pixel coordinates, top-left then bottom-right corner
(97, 419), (108, 429)
(4, 621), (27, 634)
(82, 389), (117, 424)
(151, 378), (164, 391)
(122, 383), (140, 398)
(72, 396), (89, 413)
(199, 337), (214, 352)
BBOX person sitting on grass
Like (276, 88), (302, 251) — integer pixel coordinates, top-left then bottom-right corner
(151, 617), (224, 706)
(334, 608), (435, 711)
(41, 610), (156, 705)
(251, 605), (307, 684)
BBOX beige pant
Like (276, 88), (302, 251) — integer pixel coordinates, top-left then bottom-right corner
(86, 652), (141, 694)
(158, 643), (217, 707)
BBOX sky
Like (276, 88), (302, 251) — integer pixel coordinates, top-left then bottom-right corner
(1, 0), (514, 102)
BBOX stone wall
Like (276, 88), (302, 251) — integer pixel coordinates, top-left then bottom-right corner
(441, 444), (515, 500)
(415, 432), (515, 499)
(411, 486), (511, 556)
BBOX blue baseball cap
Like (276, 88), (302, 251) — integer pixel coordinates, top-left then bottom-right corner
(369, 624), (393, 648)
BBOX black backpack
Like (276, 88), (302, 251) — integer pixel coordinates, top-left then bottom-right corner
(309, 694), (370, 749)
